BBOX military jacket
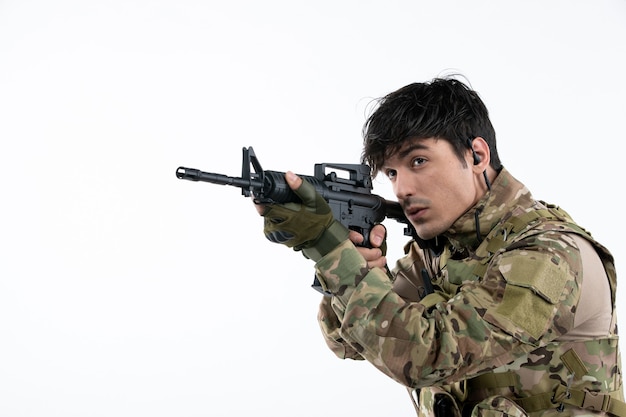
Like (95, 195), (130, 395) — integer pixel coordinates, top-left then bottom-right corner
(314, 168), (623, 416)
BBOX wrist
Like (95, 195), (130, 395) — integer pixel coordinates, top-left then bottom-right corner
(302, 221), (349, 262)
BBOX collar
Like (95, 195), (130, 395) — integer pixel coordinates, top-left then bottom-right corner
(441, 167), (534, 253)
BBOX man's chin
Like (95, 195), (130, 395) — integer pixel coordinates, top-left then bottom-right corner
(414, 228), (436, 241)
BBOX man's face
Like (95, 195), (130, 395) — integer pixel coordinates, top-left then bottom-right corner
(382, 137), (484, 240)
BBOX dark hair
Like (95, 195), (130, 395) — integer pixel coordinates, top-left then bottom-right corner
(361, 76), (502, 175)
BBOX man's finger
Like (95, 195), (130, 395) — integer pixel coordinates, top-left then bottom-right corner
(289, 172), (321, 208)
(285, 171), (303, 190)
(370, 224), (387, 248)
(349, 230), (365, 245)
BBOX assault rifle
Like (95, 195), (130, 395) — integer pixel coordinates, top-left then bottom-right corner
(175, 147), (412, 291)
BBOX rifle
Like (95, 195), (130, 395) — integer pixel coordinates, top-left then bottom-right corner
(175, 146), (412, 292)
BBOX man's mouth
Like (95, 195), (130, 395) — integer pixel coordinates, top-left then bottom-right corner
(404, 205), (427, 221)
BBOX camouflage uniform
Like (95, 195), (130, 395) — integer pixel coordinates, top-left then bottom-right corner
(314, 168), (624, 416)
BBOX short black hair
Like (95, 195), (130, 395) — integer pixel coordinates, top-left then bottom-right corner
(361, 76), (502, 175)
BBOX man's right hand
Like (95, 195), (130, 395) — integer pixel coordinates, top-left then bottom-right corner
(349, 224), (387, 269)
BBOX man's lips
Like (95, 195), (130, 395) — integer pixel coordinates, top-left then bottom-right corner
(404, 205), (427, 221)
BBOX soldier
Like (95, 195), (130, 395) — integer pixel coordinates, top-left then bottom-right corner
(256, 76), (624, 416)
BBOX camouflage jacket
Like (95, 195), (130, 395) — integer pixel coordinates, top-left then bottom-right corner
(314, 168), (623, 416)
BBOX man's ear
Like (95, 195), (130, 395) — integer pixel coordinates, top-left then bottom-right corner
(468, 137), (490, 170)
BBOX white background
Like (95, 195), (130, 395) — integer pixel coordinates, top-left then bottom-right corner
(1, 1), (625, 416)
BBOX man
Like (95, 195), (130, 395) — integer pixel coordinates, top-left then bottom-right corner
(257, 77), (624, 416)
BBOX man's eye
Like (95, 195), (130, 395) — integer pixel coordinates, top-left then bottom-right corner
(411, 157), (426, 167)
(385, 169), (397, 179)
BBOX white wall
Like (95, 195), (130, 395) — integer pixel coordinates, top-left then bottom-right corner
(1, 1), (625, 416)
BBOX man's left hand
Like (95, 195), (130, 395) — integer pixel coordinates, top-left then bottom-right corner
(261, 171), (340, 251)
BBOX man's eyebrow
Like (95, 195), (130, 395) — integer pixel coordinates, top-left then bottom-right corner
(381, 141), (430, 171)
(397, 142), (429, 160)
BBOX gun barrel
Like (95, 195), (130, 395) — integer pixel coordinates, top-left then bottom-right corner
(176, 167), (264, 189)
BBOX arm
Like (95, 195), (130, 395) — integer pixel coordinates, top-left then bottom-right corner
(318, 296), (365, 360)
(316, 225), (388, 361)
(312, 232), (582, 388)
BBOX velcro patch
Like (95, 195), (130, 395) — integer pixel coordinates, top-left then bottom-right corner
(495, 251), (570, 340)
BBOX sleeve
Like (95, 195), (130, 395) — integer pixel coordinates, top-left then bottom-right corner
(312, 233), (582, 389)
(317, 295), (365, 360)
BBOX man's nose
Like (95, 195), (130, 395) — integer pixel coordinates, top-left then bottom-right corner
(393, 171), (414, 200)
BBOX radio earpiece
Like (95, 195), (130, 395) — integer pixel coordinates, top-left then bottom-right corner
(466, 137), (492, 191)
(467, 138), (481, 165)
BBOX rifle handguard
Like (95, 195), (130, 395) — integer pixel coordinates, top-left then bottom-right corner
(302, 221), (350, 262)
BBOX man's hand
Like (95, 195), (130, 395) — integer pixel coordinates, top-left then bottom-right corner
(253, 171), (302, 216)
(349, 224), (387, 269)
(259, 172), (348, 259)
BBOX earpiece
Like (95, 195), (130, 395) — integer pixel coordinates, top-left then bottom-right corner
(466, 137), (492, 191)
(467, 138), (481, 165)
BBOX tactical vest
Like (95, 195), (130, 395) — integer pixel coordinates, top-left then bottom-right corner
(399, 204), (624, 417)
